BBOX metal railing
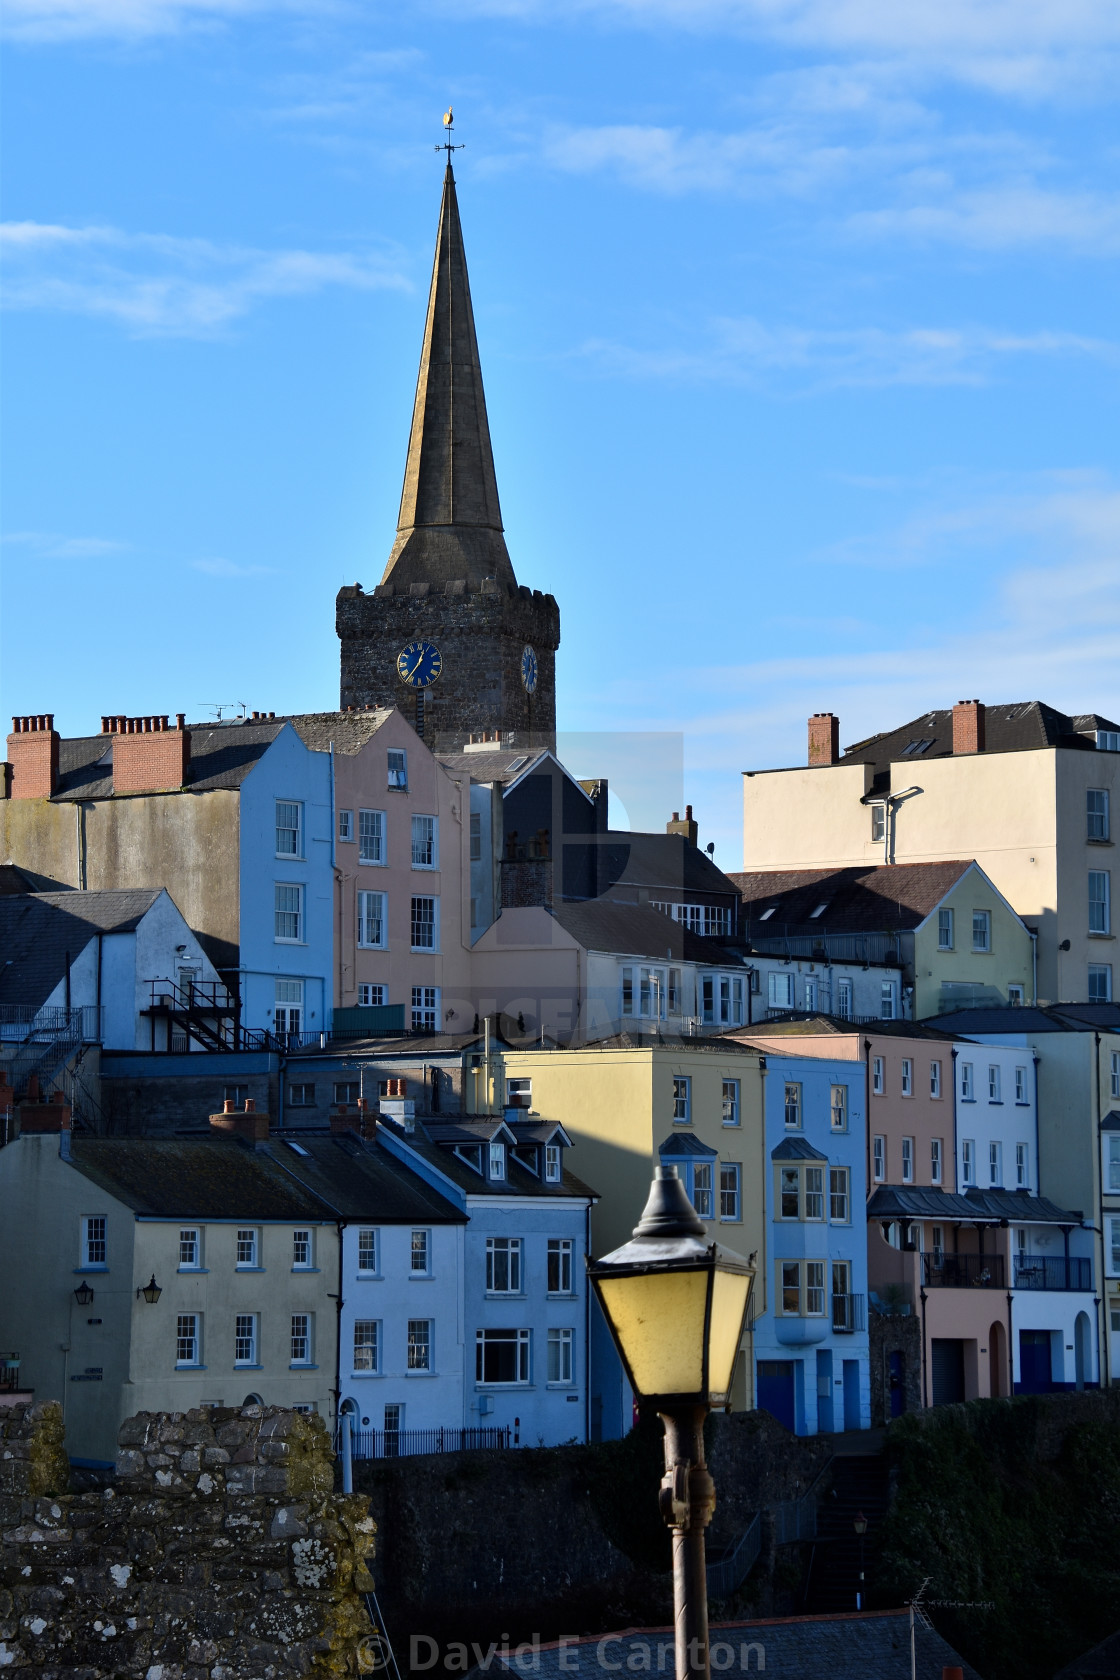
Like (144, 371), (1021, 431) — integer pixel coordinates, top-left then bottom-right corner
(773, 1491), (819, 1546)
(0, 1354), (23, 1392)
(706, 1514), (761, 1600)
(750, 931), (902, 966)
(349, 1425), (512, 1461)
(831, 1293), (867, 1332)
(144, 979), (236, 1014)
(1013, 1256), (1092, 1292)
(0, 1005), (102, 1043)
(922, 1253), (1006, 1289)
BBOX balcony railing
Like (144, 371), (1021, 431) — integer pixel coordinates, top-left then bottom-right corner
(348, 1425), (512, 1461)
(922, 1253), (1005, 1289)
(1013, 1256), (1093, 1292)
(831, 1292), (867, 1332)
(0, 1353), (23, 1392)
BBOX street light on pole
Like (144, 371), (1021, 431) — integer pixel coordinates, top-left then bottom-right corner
(587, 1165), (755, 1680)
(853, 1511), (868, 1609)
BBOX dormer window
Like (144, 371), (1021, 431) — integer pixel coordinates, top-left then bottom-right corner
(454, 1144), (483, 1174)
(545, 1143), (561, 1183)
(758, 906), (776, 921)
(489, 1140), (506, 1180)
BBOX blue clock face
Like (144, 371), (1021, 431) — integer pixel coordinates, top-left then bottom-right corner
(521, 644), (538, 695)
(397, 640), (443, 689)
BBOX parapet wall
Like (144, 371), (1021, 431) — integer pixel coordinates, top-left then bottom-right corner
(0, 1400), (376, 1677)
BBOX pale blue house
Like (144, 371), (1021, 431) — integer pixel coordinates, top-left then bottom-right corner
(753, 1052), (870, 1435)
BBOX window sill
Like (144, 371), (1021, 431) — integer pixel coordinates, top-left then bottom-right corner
(485, 1292), (525, 1301)
(289, 1363), (319, 1371)
(350, 1371), (383, 1379)
(274, 939), (307, 947)
(292, 1267), (321, 1274)
(410, 947), (440, 955)
(235, 1266), (265, 1273)
(175, 1363), (206, 1371)
(358, 860), (387, 868)
(960, 1097), (977, 1104)
(405, 1369), (436, 1378)
(547, 1291), (578, 1300)
(722, 1121), (741, 1129)
(74, 1266), (109, 1274)
(355, 1273), (383, 1282)
(475, 1384), (533, 1392)
(546, 1382), (577, 1391)
(408, 1274), (434, 1282)
(275, 854), (306, 863)
(178, 1267), (209, 1274)
(988, 1100), (1004, 1106)
(1015, 1102), (1031, 1108)
(234, 1363), (263, 1371)
(1088, 932), (1115, 940)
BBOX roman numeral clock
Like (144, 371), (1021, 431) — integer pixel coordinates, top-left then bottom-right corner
(397, 640), (443, 740)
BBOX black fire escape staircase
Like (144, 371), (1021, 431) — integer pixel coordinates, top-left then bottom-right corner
(141, 979), (239, 1053)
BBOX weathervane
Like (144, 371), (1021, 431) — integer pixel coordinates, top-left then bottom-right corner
(435, 107), (464, 164)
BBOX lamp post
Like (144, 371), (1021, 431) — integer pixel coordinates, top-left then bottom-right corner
(588, 1166), (755, 1680)
(853, 1510), (868, 1609)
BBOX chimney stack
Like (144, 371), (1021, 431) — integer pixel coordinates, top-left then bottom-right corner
(667, 805), (699, 845)
(808, 713), (840, 767)
(17, 1089), (72, 1134)
(110, 715), (190, 793)
(209, 1096), (269, 1145)
(331, 1097), (377, 1141)
(7, 715), (60, 800)
(952, 700), (986, 755)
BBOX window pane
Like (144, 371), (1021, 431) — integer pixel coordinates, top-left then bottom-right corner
(411, 896), (437, 949)
(407, 1320), (431, 1371)
(276, 801), (301, 856)
(354, 1320), (379, 1371)
(804, 1166), (823, 1220)
(359, 809), (385, 864)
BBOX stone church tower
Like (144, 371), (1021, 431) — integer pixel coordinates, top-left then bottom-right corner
(337, 164), (560, 751)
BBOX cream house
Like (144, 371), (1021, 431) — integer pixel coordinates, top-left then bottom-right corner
(478, 1038), (766, 1436)
(742, 701), (1120, 1006)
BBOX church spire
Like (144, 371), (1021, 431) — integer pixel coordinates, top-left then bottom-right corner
(380, 162), (517, 592)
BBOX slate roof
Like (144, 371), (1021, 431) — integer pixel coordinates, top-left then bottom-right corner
(436, 748), (552, 787)
(730, 861), (978, 937)
(550, 899), (743, 965)
(283, 710), (394, 754)
(601, 831), (741, 899)
(772, 1136), (829, 1162)
(933, 1004), (1120, 1035)
(839, 701), (1119, 788)
(1054, 1629), (1120, 1680)
(0, 863), (42, 895)
(0, 888), (163, 1008)
(67, 1137), (333, 1220)
(258, 1132), (465, 1223)
(738, 1016), (959, 1043)
(659, 1132), (718, 1159)
(1102, 1111), (1120, 1133)
(471, 1611), (980, 1680)
(867, 1185), (1083, 1224)
(385, 1117), (597, 1203)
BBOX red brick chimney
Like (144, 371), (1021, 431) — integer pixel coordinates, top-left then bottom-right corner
(666, 805), (699, 845)
(7, 715), (60, 800)
(952, 700), (986, 755)
(209, 1096), (269, 1144)
(330, 1097), (376, 1140)
(106, 714), (190, 793)
(808, 713), (840, 767)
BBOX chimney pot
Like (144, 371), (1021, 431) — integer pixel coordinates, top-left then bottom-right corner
(224, 1099), (235, 1113)
(243, 1098), (255, 1113)
(808, 712), (840, 767)
(952, 699), (986, 755)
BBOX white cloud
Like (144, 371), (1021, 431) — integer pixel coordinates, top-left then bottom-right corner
(0, 220), (409, 337)
(575, 317), (1120, 390)
(2, 529), (130, 559)
(1, 0), (328, 43)
(849, 184), (1120, 252)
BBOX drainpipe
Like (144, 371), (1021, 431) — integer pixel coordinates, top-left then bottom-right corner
(919, 1286), (929, 1408)
(1006, 1290), (1014, 1398)
(585, 1197), (593, 1444)
(1094, 1031), (1108, 1385)
(1029, 927), (1038, 1007)
(75, 802), (88, 890)
(1032, 1054), (1041, 1196)
(950, 1047), (960, 1192)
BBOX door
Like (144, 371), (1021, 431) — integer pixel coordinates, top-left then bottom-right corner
(816, 1350), (834, 1434)
(843, 1360), (862, 1430)
(757, 1361), (796, 1432)
(1019, 1330), (1053, 1394)
(888, 1351), (906, 1417)
(932, 1338), (965, 1405)
(988, 1322), (1006, 1398)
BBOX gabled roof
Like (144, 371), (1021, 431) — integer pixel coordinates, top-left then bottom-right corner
(730, 861), (978, 937)
(867, 1185), (1082, 1224)
(841, 701), (1119, 783)
(0, 888), (164, 1008)
(550, 899), (742, 965)
(1054, 1628), (1120, 1680)
(738, 1016), (958, 1043)
(0, 862), (41, 896)
(389, 1117), (596, 1202)
(53, 719), (287, 801)
(601, 831), (741, 899)
(1102, 1110), (1120, 1133)
(283, 709), (394, 754)
(435, 747), (570, 792)
(934, 1003), (1120, 1036)
(772, 1136), (829, 1162)
(66, 1136), (332, 1220)
(658, 1133), (718, 1159)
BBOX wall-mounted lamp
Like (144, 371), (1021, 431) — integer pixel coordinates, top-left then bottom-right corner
(136, 1275), (163, 1304)
(73, 1280), (95, 1307)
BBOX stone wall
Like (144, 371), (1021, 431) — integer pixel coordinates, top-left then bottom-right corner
(868, 1308), (923, 1427)
(0, 1401), (376, 1677)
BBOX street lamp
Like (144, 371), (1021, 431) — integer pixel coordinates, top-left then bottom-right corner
(73, 1280), (94, 1307)
(588, 1166), (755, 1680)
(853, 1511), (868, 1609)
(136, 1275), (163, 1304)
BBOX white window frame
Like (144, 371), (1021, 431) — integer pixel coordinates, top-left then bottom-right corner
(236, 1228), (260, 1269)
(829, 1166), (849, 1224)
(488, 1139), (506, 1180)
(880, 981), (897, 1020)
(937, 908), (954, 950)
(547, 1327), (575, 1386)
(411, 814), (438, 870)
(1088, 788), (1111, 842)
(476, 1328), (531, 1386)
(358, 809), (386, 866)
(692, 1161), (714, 1220)
(410, 895), (439, 952)
(1089, 870), (1112, 935)
(990, 1140), (1002, 1185)
(1113, 1050), (1120, 1100)
(783, 1082), (802, 1129)
(357, 889), (387, 949)
(931, 1138), (942, 1184)
(1089, 963), (1113, 1002)
(290, 1313), (313, 1367)
(1016, 1142), (1029, 1187)
(410, 1229), (431, 1276)
(972, 909), (992, 952)
(274, 883), (304, 944)
(673, 1076), (691, 1123)
(544, 1143), (561, 1183)
(768, 970), (794, 1009)
(178, 1226), (202, 1270)
(338, 809), (353, 843)
(81, 1215), (107, 1269)
(961, 1062), (974, 1100)
(930, 1060), (942, 1099)
(805, 1260), (826, 1317)
(358, 983), (387, 1008)
(836, 977), (853, 1020)
(353, 1319), (380, 1373)
(292, 1229), (313, 1270)
(1015, 1066), (1028, 1103)
(547, 1238), (574, 1295)
(873, 1135), (885, 1182)
(387, 749), (408, 790)
(722, 1079), (740, 1127)
(407, 1319), (432, 1372)
(275, 799), (303, 859)
(176, 1312), (201, 1367)
(872, 1056), (884, 1096)
(962, 1138), (975, 1185)
(411, 984), (439, 1031)
(1106, 1134), (1120, 1193)
(830, 1085), (847, 1131)
(720, 1162), (741, 1221)
(356, 1228), (379, 1275)
(804, 1165), (824, 1221)
(234, 1312), (259, 1367)
(901, 1137), (914, 1184)
(989, 1064), (1002, 1102)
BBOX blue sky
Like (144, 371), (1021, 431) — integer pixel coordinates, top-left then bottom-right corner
(2, 0), (1118, 865)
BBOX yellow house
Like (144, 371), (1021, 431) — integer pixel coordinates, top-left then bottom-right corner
(742, 701), (1120, 1007)
(732, 859), (1034, 1020)
(478, 1037), (767, 1435)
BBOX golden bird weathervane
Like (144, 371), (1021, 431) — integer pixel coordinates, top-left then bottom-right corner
(436, 107), (464, 163)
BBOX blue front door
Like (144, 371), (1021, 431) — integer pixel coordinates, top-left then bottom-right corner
(1019, 1330), (1053, 1394)
(757, 1361), (796, 1432)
